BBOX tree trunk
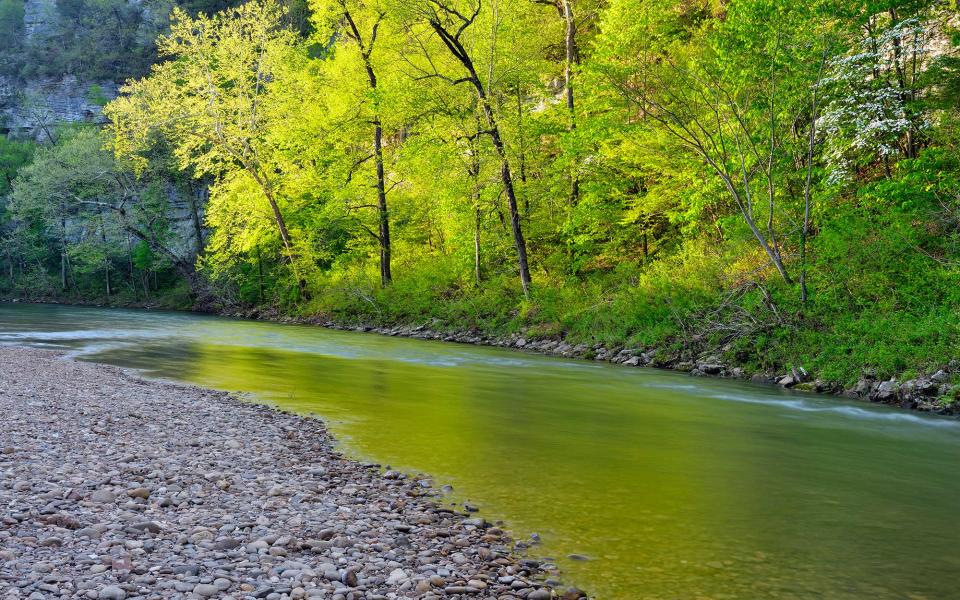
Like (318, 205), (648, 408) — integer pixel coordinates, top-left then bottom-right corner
(59, 208), (68, 292)
(374, 118), (392, 286)
(255, 176), (305, 297)
(256, 246), (265, 305)
(344, 8), (392, 286)
(713, 171), (792, 284)
(479, 97), (532, 298)
(474, 206), (482, 284)
(127, 234), (137, 302)
(427, 17), (533, 297)
(244, 166), (296, 267)
(263, 188), (295, 258)
(188, 183), (205, 257)
(103, 255), (112, 299)
(97, 208), (112, 300)
(60, 253), (67, 291)
(562, 0), (579, 208)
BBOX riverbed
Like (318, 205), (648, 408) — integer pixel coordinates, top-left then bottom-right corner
(2, 303), (959, 599)
(0, 347), (547, 599)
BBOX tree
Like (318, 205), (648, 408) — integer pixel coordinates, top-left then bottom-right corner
(8, 127), (197, 298)
(0, 137), (35, 286)
(0, 137), (33, 197)
(596, 0), (837, 285)
(405, 0), (534, 297)
(106, 0), (313, 296)
(0, 0), (23, 43)
(534, 0), (582, 208)
(820, 5), (942, 182)
(312, 0), (397, 286)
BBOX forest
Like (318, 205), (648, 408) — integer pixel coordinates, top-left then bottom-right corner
(2, 0), (960, 387)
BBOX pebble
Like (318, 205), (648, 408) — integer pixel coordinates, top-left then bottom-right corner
(90, 489), (116, 503)
(192, 583), (221, 596)
(386, 568), (408, 585)
(0, 348), (568, 599)
(97, 586), (126, 600)
(127, 487), (151, 499)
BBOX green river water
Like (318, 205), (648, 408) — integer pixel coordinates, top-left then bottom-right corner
(1, 303), (959, 599)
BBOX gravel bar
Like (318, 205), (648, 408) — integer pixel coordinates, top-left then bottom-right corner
(0, 348), (578, 600)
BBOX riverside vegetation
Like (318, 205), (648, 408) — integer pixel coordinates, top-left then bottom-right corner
(2, 0), (960, 407)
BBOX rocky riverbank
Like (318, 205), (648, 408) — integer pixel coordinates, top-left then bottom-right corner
(0, 347), (583, 600)
(250, 315), (958, 417)
(5, 297), (958, 416)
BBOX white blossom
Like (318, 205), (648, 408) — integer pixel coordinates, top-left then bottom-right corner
(819, 16), (932, 183)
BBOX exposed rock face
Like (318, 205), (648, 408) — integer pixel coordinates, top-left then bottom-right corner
(165, 183), (208, 259)
(2, 0), (119, 140)
(0, 74), (117, 140)
(1, 2), (205, 255)
(23, 0), (57, 39)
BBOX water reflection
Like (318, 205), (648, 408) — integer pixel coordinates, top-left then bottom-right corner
(1, 303), (959, 599)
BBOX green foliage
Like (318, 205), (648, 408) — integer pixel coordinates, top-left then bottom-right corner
(0, 0), (311, 81)
(85, 84), (109, 107)
(2, 126), (194, 303)
(0, 0), (24, 42)
(5, 0), (960, 388)
(131, 241), (157, 271)
(0, 137), (34, 197)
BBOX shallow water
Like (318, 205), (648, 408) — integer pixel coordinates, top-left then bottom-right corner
(2, 302), (959, 599)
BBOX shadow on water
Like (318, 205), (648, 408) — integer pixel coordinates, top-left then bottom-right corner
(2, 303), (959, 599)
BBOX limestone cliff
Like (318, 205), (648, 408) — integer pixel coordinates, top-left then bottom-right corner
(0, 74), (117, 139)
(1, 0), (206, 262)
(0, 0), (130, 139)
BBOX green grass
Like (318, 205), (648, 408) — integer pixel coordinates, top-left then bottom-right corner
(287, 198), (960, 388)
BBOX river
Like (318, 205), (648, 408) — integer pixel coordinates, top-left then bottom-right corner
(1, 302), (958, 599)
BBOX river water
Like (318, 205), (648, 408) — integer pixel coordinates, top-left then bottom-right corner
(1, 303), (958, 599)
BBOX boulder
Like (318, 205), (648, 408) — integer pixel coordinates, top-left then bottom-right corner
(872, 380), (899, 402)
(852, 377), (874, 397)
(696, 362), (725, 375)
(777, 375), (796, 388)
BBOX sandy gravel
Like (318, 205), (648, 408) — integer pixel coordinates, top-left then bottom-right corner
(0, 348), (577, 600)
